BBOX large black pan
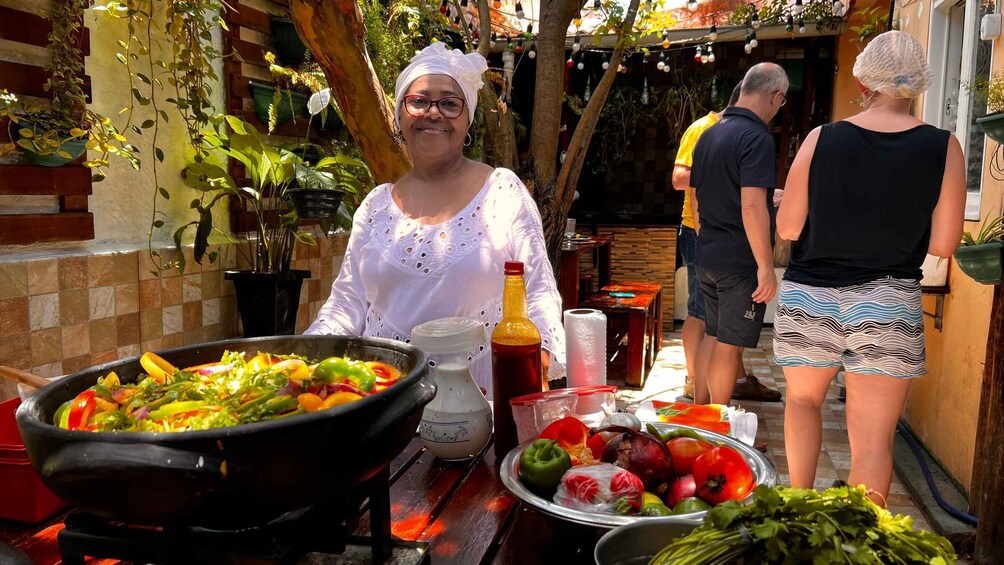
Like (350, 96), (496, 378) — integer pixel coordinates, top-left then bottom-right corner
(15, 336), (434, 528)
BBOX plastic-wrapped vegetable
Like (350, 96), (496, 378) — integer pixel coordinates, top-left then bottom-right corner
(553, 463), (644, 515)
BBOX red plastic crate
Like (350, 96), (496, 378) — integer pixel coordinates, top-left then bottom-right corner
(0, 397), (67, 523)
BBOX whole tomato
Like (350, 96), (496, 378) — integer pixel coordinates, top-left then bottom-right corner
(691, 446), (754, 505)
(666, 437), (713, 476)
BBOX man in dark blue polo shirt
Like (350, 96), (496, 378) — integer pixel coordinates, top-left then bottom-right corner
(691, 63), (788, 405)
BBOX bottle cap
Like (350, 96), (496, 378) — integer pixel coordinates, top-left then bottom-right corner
(504, 260), (524, 275)
(410, 317), (486, 354)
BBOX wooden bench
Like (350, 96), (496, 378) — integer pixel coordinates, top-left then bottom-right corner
(580, 281), (663, 388)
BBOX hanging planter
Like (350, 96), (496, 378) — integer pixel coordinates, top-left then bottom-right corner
(954, 241), (1003, 285)
(270, 17), (308, 67)
(976, 113), (1004, 145)
(249, 81), (308, 128)
(15, 121), (87, 167)
(287, 187), (345, 220)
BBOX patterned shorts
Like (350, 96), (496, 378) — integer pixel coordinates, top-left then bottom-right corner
(772, 277), (926, 378)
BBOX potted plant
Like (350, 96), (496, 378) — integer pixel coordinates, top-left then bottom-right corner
(270, 16), (308, 67)
(183, 115), (314, 336)
(0, 0), (134, 173)
(954, 211), (1004, 285)
(971, 73), (1004, 144)
(257, 52), (343, 133)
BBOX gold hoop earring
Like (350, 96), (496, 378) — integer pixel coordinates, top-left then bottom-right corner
(464, 132), (473, 147)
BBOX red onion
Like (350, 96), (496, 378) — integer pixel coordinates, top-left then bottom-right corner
(196, 364), (232, 376)
(133, 406), (150, 421)
(276, 380), (302, 397)
(597, 426), (675, 491)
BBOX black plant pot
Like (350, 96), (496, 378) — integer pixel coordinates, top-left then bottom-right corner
(225, 270), (310, 337)
(270, 17), (308, 67)
(977, 112), (1004, 145)
(288, 187), (345, 220)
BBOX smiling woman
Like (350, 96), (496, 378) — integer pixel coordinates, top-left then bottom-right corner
(305, 43), (566, 398)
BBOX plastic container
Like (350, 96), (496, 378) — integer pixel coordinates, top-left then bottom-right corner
(0, 398), (66, 523)
(509, 385), (618, 445)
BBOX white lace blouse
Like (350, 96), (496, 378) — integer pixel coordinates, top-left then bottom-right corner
(305, 167), (566, 397)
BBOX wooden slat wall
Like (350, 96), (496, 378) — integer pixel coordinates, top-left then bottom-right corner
(0, 2), (94, 245)
(581, 226), (677, 330)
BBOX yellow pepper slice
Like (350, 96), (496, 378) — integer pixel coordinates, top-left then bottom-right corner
(271, 359), (309, 382)
(297, 393), (324, 412)
(140, 352), (176, 384)
(321, 391), (362, 410)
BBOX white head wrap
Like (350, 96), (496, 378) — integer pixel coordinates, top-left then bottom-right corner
(852, 31), (932, 99)
(394, 43), (488, 127)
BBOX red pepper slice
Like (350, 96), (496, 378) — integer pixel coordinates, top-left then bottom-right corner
(66, 390), (96, 430)
(587, 433), (608, 460)
(538, 417), (595, 464)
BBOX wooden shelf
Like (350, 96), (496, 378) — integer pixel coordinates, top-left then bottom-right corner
(0, 213), (93, 244)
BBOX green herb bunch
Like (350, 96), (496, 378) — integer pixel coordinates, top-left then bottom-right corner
(650, 484), (956, 565)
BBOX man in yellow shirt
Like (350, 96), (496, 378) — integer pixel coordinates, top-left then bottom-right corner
(672, 83), (780, 404)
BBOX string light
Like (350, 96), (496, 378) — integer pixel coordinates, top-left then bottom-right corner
(786, 14), (793, 35)
(749, 32), (758, 48)
(515, 37), (524, 54)
(490, 32), (497, 48)
(832, 0), (843, 14)
(793, 0), (803, 15)
(694, 44), (703, 62)
(577, 59), (585, 70)
(709, 22), (718, 41)
(751, 9), (760, 29)
(661, 29), (670, 49)
(572, 33), (581, 52)
(526, 22), (533, 36)
(492, 0), (501, 8)
(566, 56), (575, 68)
(528, 42), (537, 58)
(687, 0), (698, 11)
(602, 55), (610, 70)
(657, 51), (666, 71)
(506, 36), (513, 50)
(707, 44), (715, 63)
(798, 18), (806, 33)
(574, 11), (583, 28)
(515, 2), (525, 19)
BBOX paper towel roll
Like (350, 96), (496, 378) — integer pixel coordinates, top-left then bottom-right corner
(564, 309), (607, 388)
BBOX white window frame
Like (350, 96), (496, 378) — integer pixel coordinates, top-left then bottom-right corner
(925, 0), (992, 220)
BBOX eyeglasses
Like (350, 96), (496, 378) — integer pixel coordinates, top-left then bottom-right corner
(402, 94), (466, 119)
(777, 92), (787, 107)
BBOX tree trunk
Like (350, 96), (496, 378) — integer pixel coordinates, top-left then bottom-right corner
(288, 0), (411, 184)
(475, 0), (517, 170)
(972, 280), (1004, 564)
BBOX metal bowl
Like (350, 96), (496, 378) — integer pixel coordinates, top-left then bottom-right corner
(499, 422), (776, 529)
(594, 518), (701, 565)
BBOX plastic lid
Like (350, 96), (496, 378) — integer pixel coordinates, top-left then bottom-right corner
(410, 317), (486, 354)
(509, 385), (619, 406)
(504, 261), (524, 275)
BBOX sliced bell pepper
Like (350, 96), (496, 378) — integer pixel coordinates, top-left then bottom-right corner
(587, 433), (608, 460)
(53, 399), (73, 428)
(271, 359), (309, 382)
(519, 439), (572, 496)
(66, 390), (96, 430)
(140, 352), (177, 384)
(539, 417), (594, 465)
(148, 400), (207, 420)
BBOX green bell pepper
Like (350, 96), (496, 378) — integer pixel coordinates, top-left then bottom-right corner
(519, 439), (572, 496)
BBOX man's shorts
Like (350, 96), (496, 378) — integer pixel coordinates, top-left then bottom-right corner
(697, 267), (766, 348)
(678, 226), (706, 321)
(772, 277), (925, 378)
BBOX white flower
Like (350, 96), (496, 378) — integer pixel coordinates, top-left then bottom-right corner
(307, 88), (331, 116)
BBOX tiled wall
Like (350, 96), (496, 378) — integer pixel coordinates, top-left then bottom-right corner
(0, 234), (347, 402)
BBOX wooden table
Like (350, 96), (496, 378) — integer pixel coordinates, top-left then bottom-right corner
(579, 281), (663, 388)
(0, 436), (603, 565)
(559, 236), (612, 312)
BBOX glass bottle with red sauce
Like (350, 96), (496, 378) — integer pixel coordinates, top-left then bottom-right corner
(491, 260), (543, 458)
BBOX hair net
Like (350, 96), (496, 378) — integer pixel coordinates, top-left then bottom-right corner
(852, 31), (932, 99)
(394, 43), (488, 127)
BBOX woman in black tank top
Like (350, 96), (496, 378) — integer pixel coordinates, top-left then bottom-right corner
(770, 32), (967, 507)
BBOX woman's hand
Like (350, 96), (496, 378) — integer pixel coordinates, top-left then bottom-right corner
(541, 350), (551, 389)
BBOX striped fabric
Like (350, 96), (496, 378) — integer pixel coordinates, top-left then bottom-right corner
(772, 277), (926, 378)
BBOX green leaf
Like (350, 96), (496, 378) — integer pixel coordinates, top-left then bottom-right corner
(135, 73), (151, 84)
(116, 53), (127, 64)
(141, 119), (155, 129)
(153, 219), (165, 228)
(159, 186), (170, 199)
(155, 147), (164, 162)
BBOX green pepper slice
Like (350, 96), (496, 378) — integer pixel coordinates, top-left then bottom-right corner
(518, 439), (572, 496)
(148, 400), (207, 420)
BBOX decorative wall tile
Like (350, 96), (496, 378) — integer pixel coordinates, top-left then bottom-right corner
(141, 339), (163, 353)
(59, 289), (89, 326)
(201, 271), (220, 300)
(89, 286), (115, 320)
(139, 279), (161, 310)
(0, 333), (30, 369)
(203, 324), (222, 342)
(63, 354), (92, 375)
(29, 293), (60, 331)
(116, 313), (140, 347)
(87, 255), (116, 287)
(90, 318), (117, 353)
(114, 283), (139, 315)
(161, 276), (182, 306)
(140, 309), (163, 340)
(58, 256), (88, 291)
(30, 328), (62, 366)
(183, 302), (203, 331)
(118, 344), (141, 359)
(183, 329), (203, 345)
(0, 298), (29, 337)
(161, 333), (184, 349)
(62, 323), (90, 358)
(182, 274), (202, 303)
(203, 298), (220, 326)
(32, 362), (63, 378)
(28, 259), (59, 295)
(0, 262), (28, 300)
(163, 305), (183, 336)
(91, 350), (118, 365)
(114, 252), (137, 285)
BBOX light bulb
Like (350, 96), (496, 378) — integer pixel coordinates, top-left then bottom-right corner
(602, 59), (610, 70)
(577, 61), (585, 70)
(528, 43), (537, 58)
(515, 38), (524, 54)
(657, 61), (665, 70)
(687, 0), (698, 11)
(663, 64), (670, 73)
(566, 57), (574, 68)
(798, 19), (806, 33)
(493, 0), (501, 8)
(694, 45), (702, 62)
(793, 0), (803, 15)
(708, 52), (715, 63)
(709, 23), (718, 41)
(752, 12), (760, 29)
(662, 39), (670, 49)
(573, 34), (581, 51)
(744, 42), (752, 54)
(750, 33), (758, 48)
(701, 54), (708, 63)
(515, 1), (524, 19)
(832, 0), (843, 13)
